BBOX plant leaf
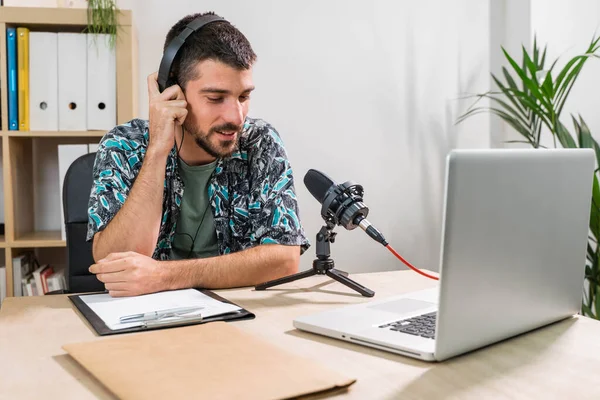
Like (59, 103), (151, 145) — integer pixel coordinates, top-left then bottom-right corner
(457, 106), (533, 139)
(573, 115), (592, 148)
(595, 287), (600, 320)
(555, 56), (590, 115)
(540, 44), (548, 69)
(487, 89), (531, 125)
(502, 47), (552, 111)
(590, 175), (600, 239)
(554, 35), (600, 91)
(554, 36), (600, 114)
(555, 120), (577, 148)
(582, 302), (595, 318)
(493, 73), (527, 117)
(541, 69), (554, 99)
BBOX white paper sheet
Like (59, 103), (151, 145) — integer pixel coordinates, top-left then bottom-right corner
(81, 289), (242, 331)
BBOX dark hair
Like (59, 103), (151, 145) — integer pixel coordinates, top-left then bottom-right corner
(163, 12), (256, 89)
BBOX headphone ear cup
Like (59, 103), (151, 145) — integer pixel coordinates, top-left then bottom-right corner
(158, 75), (176, 93)
(166, 77), (177, 90)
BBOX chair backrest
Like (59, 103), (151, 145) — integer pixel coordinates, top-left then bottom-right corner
(63, 152), (104, 293)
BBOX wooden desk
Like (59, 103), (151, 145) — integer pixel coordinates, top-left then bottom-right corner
(1, 270), (600, 399)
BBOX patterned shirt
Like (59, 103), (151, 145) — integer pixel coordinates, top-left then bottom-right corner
(86, 117), (310, 260)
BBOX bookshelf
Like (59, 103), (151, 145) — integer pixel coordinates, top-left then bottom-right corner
(0, 7), (137, 297)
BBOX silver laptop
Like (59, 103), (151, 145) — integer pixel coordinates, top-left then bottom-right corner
(294, 148), (594, 361)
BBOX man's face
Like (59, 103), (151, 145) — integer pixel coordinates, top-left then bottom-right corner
(183, 59), (254, 158)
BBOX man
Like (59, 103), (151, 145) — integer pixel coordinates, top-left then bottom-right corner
(87, 12), (309, 297)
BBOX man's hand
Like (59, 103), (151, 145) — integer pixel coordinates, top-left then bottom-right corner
(147, 72), (188, 157)
(89, 251), (168, 297)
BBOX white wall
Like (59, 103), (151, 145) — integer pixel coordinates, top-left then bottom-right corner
(113, 0), (491, 274)
(489, 0), (532, 148)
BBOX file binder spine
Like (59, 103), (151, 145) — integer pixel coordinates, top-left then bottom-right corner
(29, 32), (59, 131)
(87, 33), (116, 131)
(7, 28), (18, 130)
(17, 27), (30, 131)
(58, 33), (87, 130)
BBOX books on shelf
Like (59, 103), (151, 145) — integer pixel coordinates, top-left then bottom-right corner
(47, 269), (66, 292)
(32, 264), (53, 294)
(12, 253), (33, 297)
(11, 253), (66, 296)
(22, 265), (66, 296)
(6, 25), (117, 132)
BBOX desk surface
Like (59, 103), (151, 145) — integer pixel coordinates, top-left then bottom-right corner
(1, 270), (600, 400)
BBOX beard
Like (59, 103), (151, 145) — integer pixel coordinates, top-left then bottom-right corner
(182, 120), (242, 158)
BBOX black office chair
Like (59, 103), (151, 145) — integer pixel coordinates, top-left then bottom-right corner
(62, 152), (104, 293)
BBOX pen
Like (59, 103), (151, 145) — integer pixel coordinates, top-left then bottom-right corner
(119, 306), (204, 323)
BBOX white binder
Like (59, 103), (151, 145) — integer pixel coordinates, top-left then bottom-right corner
(58, 33), (87, 130)
(29, 32), (58, 131)
(3, 0), (57, 6)
(87, 34), (116, 131)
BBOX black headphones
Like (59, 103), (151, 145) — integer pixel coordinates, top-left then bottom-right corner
(158, 14), (229, 92)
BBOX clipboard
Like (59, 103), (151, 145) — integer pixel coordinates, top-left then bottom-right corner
(69, 288), (255, 336)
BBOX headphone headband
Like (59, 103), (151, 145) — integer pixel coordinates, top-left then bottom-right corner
(158, 15), (228, 92)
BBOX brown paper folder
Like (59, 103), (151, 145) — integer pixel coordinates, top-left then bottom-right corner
(63, 321), (356, 400)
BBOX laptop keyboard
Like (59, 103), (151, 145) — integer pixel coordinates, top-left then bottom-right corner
(378, 312), (436, 339)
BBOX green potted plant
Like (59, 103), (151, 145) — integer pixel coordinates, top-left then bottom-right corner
(86, 0), (119, 48)
(457, 35), (600, 319)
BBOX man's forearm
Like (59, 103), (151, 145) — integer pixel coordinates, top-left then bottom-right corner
(93, 149), (168, 261)
(161, 244), (301, 289)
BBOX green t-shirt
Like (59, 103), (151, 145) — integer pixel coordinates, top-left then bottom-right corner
(169, 159), (219, 260)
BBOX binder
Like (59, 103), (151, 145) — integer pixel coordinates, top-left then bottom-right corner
(58, 33), (87, 130)
(6, 28), (18, 131)
(17, 27), (29, 131)
(4, 0), (57, 5)
(86, 34), (116, 131)
(69, 288), (255, 336)
(29, 32), (58, 131)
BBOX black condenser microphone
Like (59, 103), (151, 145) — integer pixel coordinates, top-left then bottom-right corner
(303, 169), (388, 246)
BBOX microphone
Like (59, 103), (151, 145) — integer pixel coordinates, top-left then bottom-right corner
(303, 169), (388, 246)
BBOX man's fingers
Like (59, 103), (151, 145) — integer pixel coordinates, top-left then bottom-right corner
(108, 290), (135, 298)
(170, 107), (188, 125)
(96, 270), (128, 283)
(147, 72), (160, 98)
(156, 106), (188, 126)
(97, 251), (137, 263)
(175, 86), (186, 100)
(159, 84), (185, 101)
(157, 99), (187, 109)
(104, 282), (129, 291)
(89, 259), (128, 274)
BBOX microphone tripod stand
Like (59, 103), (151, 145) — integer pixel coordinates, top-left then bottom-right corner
(255, 221), (375, 297)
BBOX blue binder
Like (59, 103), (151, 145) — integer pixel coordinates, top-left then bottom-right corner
(7, 28), (18, 131)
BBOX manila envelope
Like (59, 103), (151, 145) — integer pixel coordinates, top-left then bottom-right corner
(63, 321), (356, 400)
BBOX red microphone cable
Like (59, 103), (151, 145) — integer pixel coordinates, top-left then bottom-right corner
(385, 244), (439, 281)
(356, 217), (439, 280)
